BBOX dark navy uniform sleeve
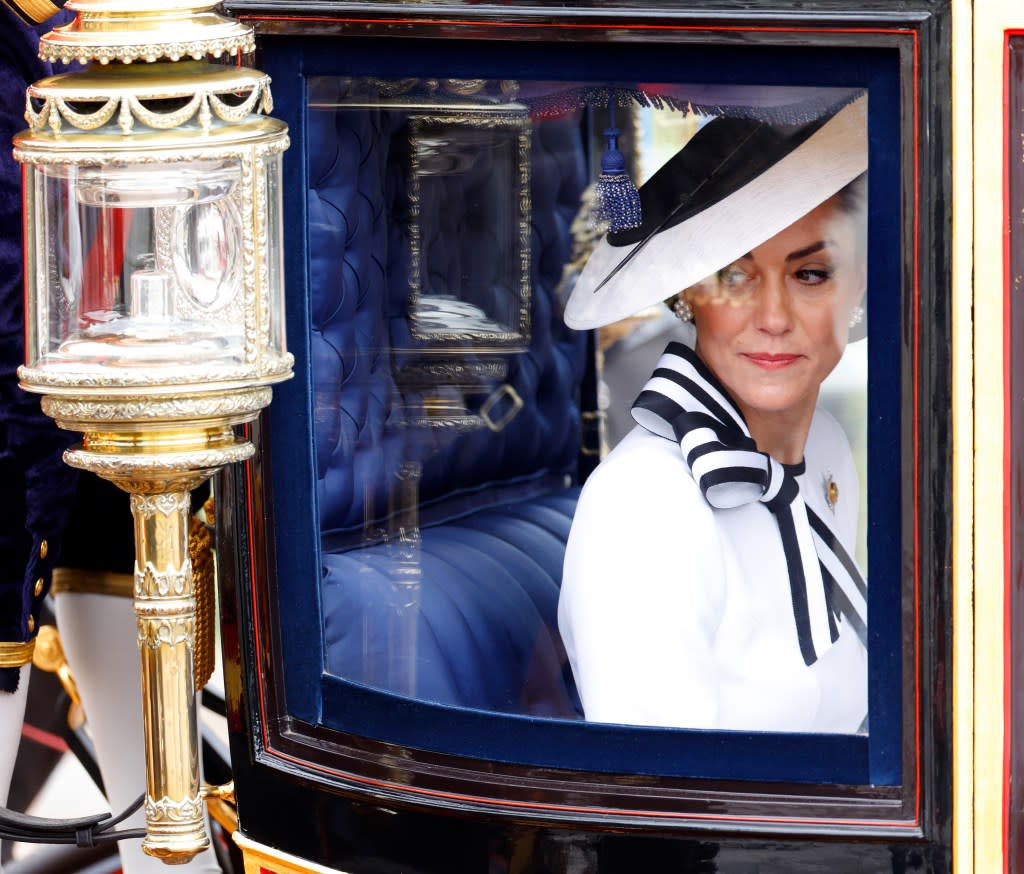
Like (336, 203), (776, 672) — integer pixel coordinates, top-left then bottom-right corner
(0, 6), (79, 692)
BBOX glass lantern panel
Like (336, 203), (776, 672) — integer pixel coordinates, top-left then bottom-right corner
(27, 158), (248, 377)
(265, 152), (287, 360)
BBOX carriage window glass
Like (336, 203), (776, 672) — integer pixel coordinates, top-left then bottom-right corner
(308, 76), (873, 739)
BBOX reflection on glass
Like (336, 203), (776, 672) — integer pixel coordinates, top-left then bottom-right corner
(172, 196), (241, 311)
(309, 78), (869, 734)
(407, 110), (529, 346)
(28, 159), (247, 373)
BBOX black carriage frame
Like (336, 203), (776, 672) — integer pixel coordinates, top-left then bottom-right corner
(217, 2), (952, 870)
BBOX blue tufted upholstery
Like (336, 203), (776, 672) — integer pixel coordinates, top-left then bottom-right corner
(308, 82), (589, 716)
(322, 489), (582, 717)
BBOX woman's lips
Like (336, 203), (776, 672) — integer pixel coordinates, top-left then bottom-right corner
(742, 352), (804, 371)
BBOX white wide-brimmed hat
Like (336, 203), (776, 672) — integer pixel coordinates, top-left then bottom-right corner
(564, 93), (868, 330)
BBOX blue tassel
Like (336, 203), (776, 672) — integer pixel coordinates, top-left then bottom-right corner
(595, 101), (642, 233)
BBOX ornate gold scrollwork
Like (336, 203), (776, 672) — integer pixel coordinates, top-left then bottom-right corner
(25, 74), (273, 136)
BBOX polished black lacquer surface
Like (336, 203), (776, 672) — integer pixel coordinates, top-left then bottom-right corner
(218, 2), (953, 870)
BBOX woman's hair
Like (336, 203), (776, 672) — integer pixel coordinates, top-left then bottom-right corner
(834, 173), (866, 213)
(833, 172), (867, 253)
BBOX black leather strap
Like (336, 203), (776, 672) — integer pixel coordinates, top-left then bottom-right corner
(0, 794), (145, 847)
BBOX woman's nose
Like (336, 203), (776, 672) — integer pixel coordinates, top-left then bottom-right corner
(753, 276), (793, 334)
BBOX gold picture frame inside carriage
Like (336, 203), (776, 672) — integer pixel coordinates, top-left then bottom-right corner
(308, 81), (533, 353)
(405, 101), (532, 353)
(308, 83), (535, 428)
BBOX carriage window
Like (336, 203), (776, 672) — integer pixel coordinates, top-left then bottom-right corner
(306, 75), (884, 751)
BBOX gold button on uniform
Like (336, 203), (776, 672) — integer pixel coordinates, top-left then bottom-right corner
(27, 616), (35, 633)
(39, 540), (48, 560)
(33, 577), (44, 597)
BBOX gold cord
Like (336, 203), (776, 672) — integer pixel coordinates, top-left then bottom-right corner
(190, 500), (216, 693)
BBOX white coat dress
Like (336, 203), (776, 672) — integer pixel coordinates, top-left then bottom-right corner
(557, 407), (867, 733)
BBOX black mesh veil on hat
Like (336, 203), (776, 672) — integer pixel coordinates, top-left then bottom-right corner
(564, 92), (867, 331)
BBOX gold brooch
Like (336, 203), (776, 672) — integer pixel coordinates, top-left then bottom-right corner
(825, 475), (839, 511)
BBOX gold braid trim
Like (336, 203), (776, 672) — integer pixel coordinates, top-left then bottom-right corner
(0, 639), (35, 668)
(2, 0), (61, 25)
(51, 568), (134, 598)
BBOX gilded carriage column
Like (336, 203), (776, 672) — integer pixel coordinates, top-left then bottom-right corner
(131, 489), (205, 860)
(52, 423), (256, 861)
(12, 1), (292, 864)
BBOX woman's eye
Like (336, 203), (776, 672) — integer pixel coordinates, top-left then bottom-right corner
(718, 266), (751, 289)
(793, 266), (834, 286)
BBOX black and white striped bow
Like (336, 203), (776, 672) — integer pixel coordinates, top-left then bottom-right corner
(631, 342), (867, 665)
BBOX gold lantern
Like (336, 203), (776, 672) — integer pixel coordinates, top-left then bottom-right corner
(12, 1), (291, 863)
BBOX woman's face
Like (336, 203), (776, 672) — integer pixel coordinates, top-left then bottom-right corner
(691, 196), (865, 430)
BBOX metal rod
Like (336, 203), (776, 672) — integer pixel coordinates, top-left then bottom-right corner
(130, 490), (209, 863)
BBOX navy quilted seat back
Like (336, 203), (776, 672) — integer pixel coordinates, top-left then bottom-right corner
(308, 81), (588, 716)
